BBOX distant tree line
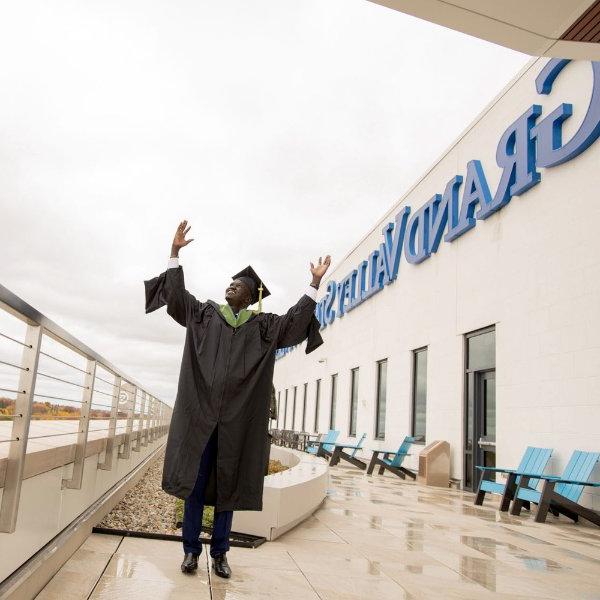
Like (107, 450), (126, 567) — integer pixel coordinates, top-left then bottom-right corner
(0, 397), (117, 421)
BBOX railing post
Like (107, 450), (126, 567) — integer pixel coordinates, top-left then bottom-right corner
(151, 397), (156, 441)
(62, 359), (96, 489)
(149, 397), (156, 442)
(158, 402), (163, 437)
(147, 394), (153, 442)
(142, 394), (150, 447)
(118, 382), (136, 460)
(133, 390), (146, 452)
(97, 374), (121, 471)
(0, 324), (43, 533)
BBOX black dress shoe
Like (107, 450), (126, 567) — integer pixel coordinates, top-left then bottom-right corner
(211, 553), (232, 578)
(181, 552), (199, 573)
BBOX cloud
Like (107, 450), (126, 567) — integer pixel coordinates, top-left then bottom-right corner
(0, 0), (529, 405)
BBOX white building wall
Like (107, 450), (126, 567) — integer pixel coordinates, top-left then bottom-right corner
(273, 57), (600, 509)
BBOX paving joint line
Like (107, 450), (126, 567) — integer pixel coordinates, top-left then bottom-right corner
(86, 535), (125, 599)
(286, 550), (324, 600)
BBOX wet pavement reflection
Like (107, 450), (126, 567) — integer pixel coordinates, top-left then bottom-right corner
(36, 463), (600, 599)
(312, 464), (600, 598)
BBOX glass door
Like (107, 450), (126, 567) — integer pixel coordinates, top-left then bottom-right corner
(476, 370), (496, 475)
(464, 327), (496, 491)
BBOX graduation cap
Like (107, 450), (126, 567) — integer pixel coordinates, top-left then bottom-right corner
(231, 265), (271, 312)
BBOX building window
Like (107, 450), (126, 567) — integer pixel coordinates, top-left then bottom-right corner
(349, 367), (359, 436)
(314, 379), (321, 432)
(276, 391), (281, 428)
(375, 359), (387, 439)
(291, 386), (297, 430)
(412, 348), (427, 440)
(329, 374), (338, 430)
(301, 383), (308, 432)
(283, 389), (288, 429)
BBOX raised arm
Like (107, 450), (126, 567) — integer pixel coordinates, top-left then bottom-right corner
(271, 255), (331, 350)
(170, 219), (194, 259)
(309, 255), (331, 290)
(144, 220), (199, 327)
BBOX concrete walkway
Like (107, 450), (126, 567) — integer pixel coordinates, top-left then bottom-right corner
(35, 465), (600, 599)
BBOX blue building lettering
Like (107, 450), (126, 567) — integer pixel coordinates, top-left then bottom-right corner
(276, 59), (600, 360)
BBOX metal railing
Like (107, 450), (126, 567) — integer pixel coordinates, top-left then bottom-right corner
(0, 282), (172, 533)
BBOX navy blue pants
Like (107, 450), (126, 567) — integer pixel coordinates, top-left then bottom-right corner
(182, 427), (233, 557)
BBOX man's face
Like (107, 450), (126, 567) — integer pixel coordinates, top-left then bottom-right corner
(225, 278), (252, 307)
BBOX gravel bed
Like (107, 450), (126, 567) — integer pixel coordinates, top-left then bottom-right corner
(97, 446), (289, 535)
(97, 446), (179, 534)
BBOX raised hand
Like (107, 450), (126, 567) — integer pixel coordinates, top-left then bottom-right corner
(310, 255), (331, 285)
(171, 220), (194, 257)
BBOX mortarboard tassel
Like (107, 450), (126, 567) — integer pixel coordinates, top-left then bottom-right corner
(257, 282), (263, 314)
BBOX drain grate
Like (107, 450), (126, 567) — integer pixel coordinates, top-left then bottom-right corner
(91, 526), (266, 548)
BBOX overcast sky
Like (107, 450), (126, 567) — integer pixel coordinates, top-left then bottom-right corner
(0, 0), (529, 405)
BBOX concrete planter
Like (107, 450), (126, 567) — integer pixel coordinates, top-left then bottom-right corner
(231, 446), (328, 540)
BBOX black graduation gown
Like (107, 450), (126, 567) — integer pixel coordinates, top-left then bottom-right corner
(144, 265), (323, 511)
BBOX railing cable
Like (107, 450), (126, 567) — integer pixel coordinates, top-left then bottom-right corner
(94, 374), (117, 387)
(91, 389), (117, 398)
(0, 358), (28, 371)
(0, 387), (24, 395)
(36, 371), (87, 389)
(29, 431), (82, 441)
(0, 331), (30, 348)
(33, 393), (84, 404)
(39, 351), (89, 374)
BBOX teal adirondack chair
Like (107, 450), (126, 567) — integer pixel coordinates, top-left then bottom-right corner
(511, 450), (600, 525)
(329, 433), (368, 470)
(366, 436), (420, 479)
(306, 430), (340, 458)
(474, 446), (553, 511)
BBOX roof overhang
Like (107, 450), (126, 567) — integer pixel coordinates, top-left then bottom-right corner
(367, 0), (600, 60)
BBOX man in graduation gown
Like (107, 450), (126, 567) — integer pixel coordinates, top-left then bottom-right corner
(144, 220), (330, 578)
